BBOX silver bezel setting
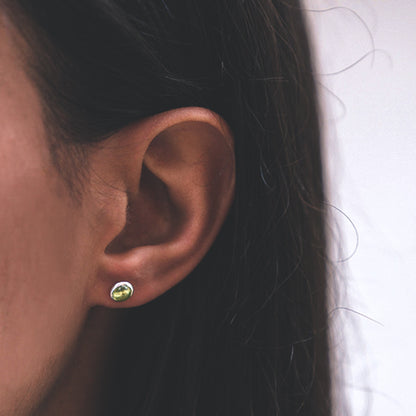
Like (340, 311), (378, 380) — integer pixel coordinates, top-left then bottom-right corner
(110, 281), (134, 301)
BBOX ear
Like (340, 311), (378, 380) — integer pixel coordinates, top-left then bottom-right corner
(86, 107), (235, 308)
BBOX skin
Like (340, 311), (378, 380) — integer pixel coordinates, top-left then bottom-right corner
(0, 15), (235, 416)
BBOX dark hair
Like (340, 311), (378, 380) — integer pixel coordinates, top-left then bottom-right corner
(2, 1), (334, 415)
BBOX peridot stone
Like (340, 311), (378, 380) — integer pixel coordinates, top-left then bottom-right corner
(110, 282), (133, 302)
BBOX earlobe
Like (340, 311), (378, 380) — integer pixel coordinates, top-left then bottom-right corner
(86, 107), (235, 308)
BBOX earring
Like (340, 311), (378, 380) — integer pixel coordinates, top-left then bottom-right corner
(110, 281), (134, 302)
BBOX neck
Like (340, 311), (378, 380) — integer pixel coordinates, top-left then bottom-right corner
(34, 307), (122, 416)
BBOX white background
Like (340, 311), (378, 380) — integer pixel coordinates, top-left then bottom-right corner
(304, 1), (416, 415)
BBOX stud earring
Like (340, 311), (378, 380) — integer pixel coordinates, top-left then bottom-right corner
(110, 281), (134, 302)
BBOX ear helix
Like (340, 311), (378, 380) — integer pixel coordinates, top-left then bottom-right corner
(110, 281), (134, 302)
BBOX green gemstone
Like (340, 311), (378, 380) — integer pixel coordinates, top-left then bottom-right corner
(110, 282), (133, 302)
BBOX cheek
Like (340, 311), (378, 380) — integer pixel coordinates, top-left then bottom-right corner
(0, 144), (92, 414)
(0, 27), (96, 412)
